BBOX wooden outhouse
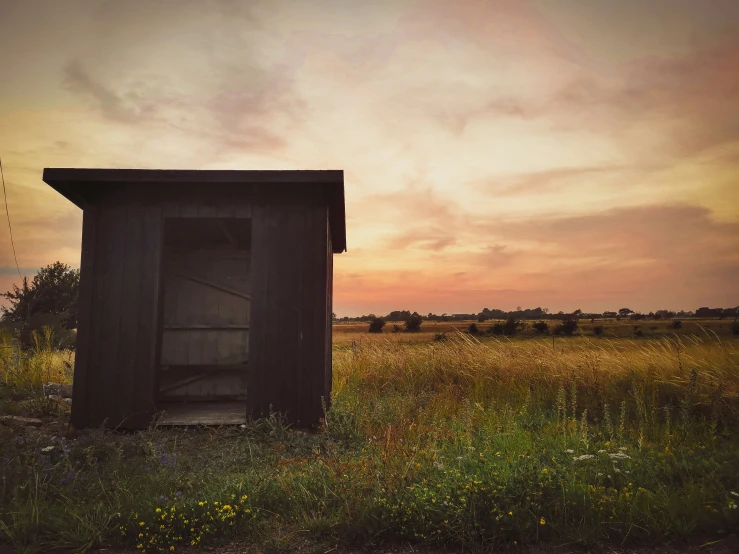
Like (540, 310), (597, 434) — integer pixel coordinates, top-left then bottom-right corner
(42, 169), (345, 429)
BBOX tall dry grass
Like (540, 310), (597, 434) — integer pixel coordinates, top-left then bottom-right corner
(333, 332), (739, 433)
(0, 327), (74, 395)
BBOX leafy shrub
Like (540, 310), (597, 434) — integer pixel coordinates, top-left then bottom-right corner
(502, 316), (518, 336)
(671, 320), (682, 329)
(404, 315), (423, 333)
(532, 321), (549, 334)
(368, 317), (386, 334)
(468, 323), (479, 335)
(593, 325), (604, 337)
(489, 323), (504, 335)
(553, 316), (578, 336)
(392, 324), (403, 333)
(434, 332), (447, 342)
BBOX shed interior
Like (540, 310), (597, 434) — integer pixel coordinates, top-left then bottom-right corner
(156, 217), (252, 425)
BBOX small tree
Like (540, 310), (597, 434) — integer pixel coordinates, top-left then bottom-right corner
(404, 314), (423, 332)
(489, 322), (504, 335)
(468, 323), (479, 334)
(532, 321), (549, 334)
(593, 325), (604, 337)
(502, 315), (518, 336)
(1, 261), (79, 349)
(554, 314), (578, 336)
(671, 319), (682, 329)
(368, 317), (386, 333)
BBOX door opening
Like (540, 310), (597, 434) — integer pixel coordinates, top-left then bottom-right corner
(156, 217), (251, 425)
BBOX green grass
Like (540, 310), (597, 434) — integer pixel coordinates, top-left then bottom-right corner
(1, 331), (739, 553)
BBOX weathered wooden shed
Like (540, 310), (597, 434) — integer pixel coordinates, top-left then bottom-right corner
(42, 169), (345, 429)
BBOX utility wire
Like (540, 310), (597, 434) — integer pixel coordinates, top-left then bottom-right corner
(0, 156), (23, 280)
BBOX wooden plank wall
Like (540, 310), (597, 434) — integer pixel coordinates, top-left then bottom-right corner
(324, 213), (334, 411)
(72, 188), (335, 429)
(72, 201), (163, 429)
(250, 203), (331, 426)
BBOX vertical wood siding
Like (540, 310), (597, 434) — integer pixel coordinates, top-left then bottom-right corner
(72, 188), (335, 429)
(250, 202), (330, 426)
(73, 201), (163, 429)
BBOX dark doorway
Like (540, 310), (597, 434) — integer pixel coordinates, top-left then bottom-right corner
(156, 217), (252, 424)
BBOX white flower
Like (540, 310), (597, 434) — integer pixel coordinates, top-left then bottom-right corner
(614, 468), (621, 473)
(619, 446), (628, 451)
(731, 504), (737, 510)
(41, 446), (55, 453)
(573, 455), (594, 461)
(239, 424), (246, 429)
(731, 491), (739, 497)
(597, 472), (603, 477)
(609, 452), (631, 460)
(565, 449), (574, 454)
(597, 450), (606, 454)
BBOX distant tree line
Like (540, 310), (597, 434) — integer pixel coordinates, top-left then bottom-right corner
(335, 305), (739, 323)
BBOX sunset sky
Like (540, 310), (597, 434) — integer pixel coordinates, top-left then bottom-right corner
(1, 0), (738, 317)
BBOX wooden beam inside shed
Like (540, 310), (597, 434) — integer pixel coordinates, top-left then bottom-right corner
(174, 272), (251, 300)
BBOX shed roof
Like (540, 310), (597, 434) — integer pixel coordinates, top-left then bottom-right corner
(42, 168), (346, 252)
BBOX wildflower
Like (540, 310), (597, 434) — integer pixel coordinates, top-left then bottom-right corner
(731, 492), (739, 497)
(573, 454), (594, 461)
(609, 452), (631, 460)
(597, 449), (606, 454)
(156, 508), (161, 513)
(565, 449), (574, 454)
(508, 511), (513, 516)
(139, 521), (145, 527)
(41, 446), (55, 453)
(540, 517), (546, 525)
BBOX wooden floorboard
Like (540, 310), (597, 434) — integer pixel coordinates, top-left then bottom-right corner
(155, 402), (247, 426)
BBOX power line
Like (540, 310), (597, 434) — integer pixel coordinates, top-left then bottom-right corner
(0, 156), (23, 281)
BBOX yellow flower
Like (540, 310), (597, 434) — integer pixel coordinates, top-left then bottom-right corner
(156, 508), (161, 513)
(540, 517), (546, 525)
(508, 511), (513, 516)
(199, 502), (204, 506)
(170, 547), (175, 552)
(139, 521), (145, 527)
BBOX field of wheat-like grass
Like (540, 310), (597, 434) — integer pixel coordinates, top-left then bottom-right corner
(1, 331), (738, 553)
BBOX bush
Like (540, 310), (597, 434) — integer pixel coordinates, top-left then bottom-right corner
(532, 321), (549, 334)
(468, 323), (479, 335)
(553, 316), (578, 336)
(434, 332), (447, 342)
(489, 322), (504, 335)
(502, 316), (518, 336)
(671, 320), (682, 329)
(404, 315), (423, 333)
(593, 325), (604, 337)
(392, 324), (403, 333)
(368, 317), (386, 334)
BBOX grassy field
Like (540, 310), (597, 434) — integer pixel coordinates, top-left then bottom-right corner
(1, 322), (739, 553)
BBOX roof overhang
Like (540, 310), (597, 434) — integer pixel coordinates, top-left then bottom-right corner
(42, 168), (346, 253)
